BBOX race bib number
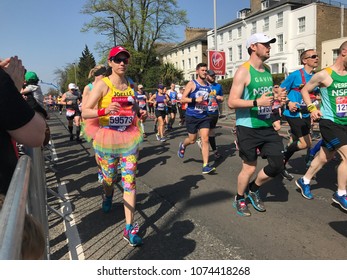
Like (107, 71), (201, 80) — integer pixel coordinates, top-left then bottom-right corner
(195, 101), (208, 113)
(208, 101), (218, 112)
(257, 106), (272, 120)
(109, 116), (134, 126)
(139, 100), (146, 109)
(336, 96), (347, 117)
(157, 103), (165, 111)
(66, 109), (75, 117)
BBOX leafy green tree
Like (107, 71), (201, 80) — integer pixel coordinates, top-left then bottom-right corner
(81, 0), (188, 82)
(54, 64), (79, 93)
(78, 45), (97, 89)
(159, 62), (184, 86)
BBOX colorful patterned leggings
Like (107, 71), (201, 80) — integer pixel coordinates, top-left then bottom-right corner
(94, 147), (138, 194)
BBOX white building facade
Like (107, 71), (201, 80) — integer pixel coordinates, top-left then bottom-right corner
(207, 2), (320, 78)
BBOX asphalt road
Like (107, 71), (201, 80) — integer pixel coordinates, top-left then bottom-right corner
(46, 111), (347, 260)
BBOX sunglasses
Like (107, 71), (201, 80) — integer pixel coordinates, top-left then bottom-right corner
(305, 55), (319, 59)
(110, 57), (129, 64)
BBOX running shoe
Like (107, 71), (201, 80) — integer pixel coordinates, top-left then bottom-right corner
(295, 178), (313, 200)
(102, 189), (114, 213)
(311, 133), (321, 141)
(177, 142), (185, 158)
(281, 169), (294, 181)
(233, 197), (251, 217)
(156, 133), (161, 141)
(202, 164), (216, 174)
(332, 192), (347, 211)
(247, 190), (266, 212)
(160, 137), (167, 142)
(123, 223), (143, 247)
(196, 137), (202, 149)
(69, 134), (74, 141)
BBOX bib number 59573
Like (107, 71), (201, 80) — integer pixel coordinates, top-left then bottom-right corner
(109, 116), (133, 126)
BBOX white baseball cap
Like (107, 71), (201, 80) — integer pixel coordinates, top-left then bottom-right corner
(246, 33), (276, 49)
(68, 83), (77, 90)
(138, 84), (143, 89)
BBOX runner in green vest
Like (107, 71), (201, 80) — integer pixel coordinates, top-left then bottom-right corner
(228, 33), (287, 216)
(297, 41), (347, 211)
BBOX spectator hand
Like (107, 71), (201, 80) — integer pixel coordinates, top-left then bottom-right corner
(0, 56), (25, 91)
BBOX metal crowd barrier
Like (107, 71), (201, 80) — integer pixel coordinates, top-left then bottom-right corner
(0, 147), (49, 260)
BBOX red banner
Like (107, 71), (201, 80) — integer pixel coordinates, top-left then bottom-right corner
(208, 50), (226, 76)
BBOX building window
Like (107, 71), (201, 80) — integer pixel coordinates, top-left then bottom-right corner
(195, 44), (198, 51)
(182, 60), (185, 69)
(228, 30), (232, 41)
(237, 27), (242, 38)
(263, 17), (269, 32)
(175, 62), (178, 68)
(188, 46), (191, 53)
(276, 12), (283, 28)
(298, 17), (305, 33)
(188, 58), (191, 69)
(261, 0), (269, 10)
(298, 49), (305, 65)
(277, 34), (283, 52)
(221, 33), (224, 43)
(228, 47), (233, 62)
(251, 21), (256, 34)
(182, 49), (184, 55)
(333, 49), (339, 62)
(195, 56), (198, 65)
(238, 45), (242, 60)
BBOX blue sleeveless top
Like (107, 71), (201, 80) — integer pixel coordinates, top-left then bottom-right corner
(186, 80), (210, 119)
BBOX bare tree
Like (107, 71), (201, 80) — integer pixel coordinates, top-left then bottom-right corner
(81, 0), (188, 81)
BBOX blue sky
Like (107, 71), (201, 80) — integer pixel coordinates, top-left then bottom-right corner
(0, 0), (248, 93)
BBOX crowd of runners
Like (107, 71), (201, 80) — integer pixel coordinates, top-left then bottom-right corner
(2, 33), (347, 252)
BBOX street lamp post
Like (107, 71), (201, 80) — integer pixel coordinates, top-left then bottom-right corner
(108, 16), (117, 46)
(213, 0), (217, 51)
(72, 63), (77, 85)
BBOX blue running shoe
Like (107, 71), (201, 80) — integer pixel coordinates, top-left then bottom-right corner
(177, 142), (185, 158)
(295, 178), (313, 200)
(202, 164), (216, 174)
(332, 192), (347, 211)
(233, 198), (251, 217)
(102, 189), (114, 213)
(123, 223), (143, 247)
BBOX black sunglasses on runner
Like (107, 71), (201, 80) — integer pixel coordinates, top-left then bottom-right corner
(305, 55), (318, 59)
(111, 57), (129, 64)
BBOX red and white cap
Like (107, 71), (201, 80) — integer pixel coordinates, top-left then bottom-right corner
(108, 46), (130, 60)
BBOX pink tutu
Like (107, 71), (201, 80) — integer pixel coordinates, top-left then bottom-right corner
(93, 120), (143, 154)
(82, 118), (100, 142)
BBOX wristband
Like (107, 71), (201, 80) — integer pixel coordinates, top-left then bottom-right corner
(191, 97), (196, 103)
(307, 104), (317, 113)
(97, 108), (106, 116)
(253, 99), (258, 107)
